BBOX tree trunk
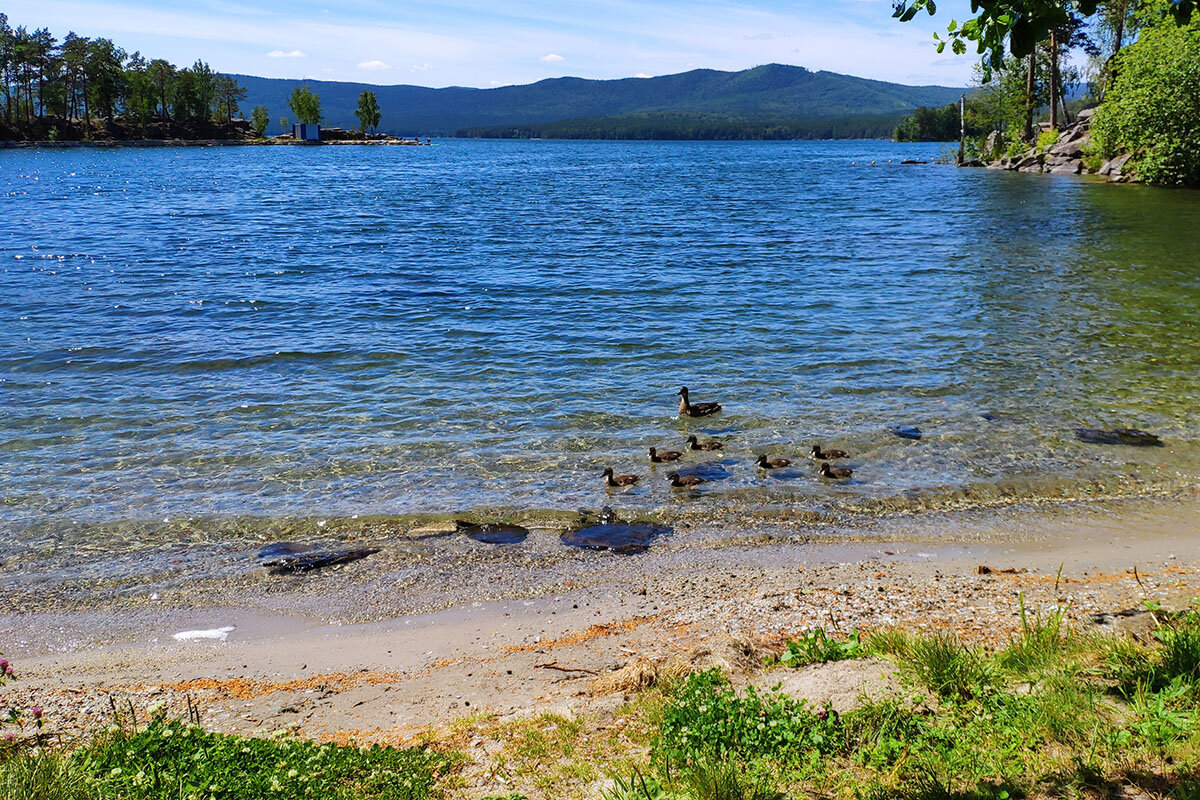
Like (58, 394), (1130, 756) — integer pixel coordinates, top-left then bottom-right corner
(1024, 52), (1036, 142)
(1049, 30), (1060, 130)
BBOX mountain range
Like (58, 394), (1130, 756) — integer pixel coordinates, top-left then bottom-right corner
(235, 64), (963, 139)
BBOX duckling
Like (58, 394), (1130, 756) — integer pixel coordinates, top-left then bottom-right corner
(678, 386), (722, 418)
(811, 444), (850, 460)
(649, 447), (683, 463)
(667, 472), (705, 488)
(820, 463), (853, 480)
(602, 467), (639, 487)
(756, 454), (791, 469)
(686, 435), (724, 451)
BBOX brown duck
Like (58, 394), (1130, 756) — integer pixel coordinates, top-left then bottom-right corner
(667, 472), (706, 488)
(756, 454), (791, 469)
(649, 447), (683, 463)
(820, 463), (853, 480)
(678, 386), (722, 418)
(602, 467), (639, 487)
(811, 445), (850, 460)
(686, 435), (724, 451)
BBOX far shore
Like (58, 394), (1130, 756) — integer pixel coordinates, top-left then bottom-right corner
(0, 138), (429, 150)
(5, 493), (1200, 753)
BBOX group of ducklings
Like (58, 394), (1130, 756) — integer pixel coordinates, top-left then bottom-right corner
(602, 386), (855, 491)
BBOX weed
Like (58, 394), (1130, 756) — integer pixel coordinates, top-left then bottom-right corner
(0, 748), (102, 800)
(894, 632), (995, 701)
(997, 594), (1073, 677)
(654, 671), (840, 765)
(777, 628), (864, 667)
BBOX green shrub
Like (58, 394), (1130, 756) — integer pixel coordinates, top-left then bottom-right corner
(1036, 129), (1059, 152)
(1092, 19), (1200, 185)
(777, 629), (864, 667)
(653, 671), (840, 765)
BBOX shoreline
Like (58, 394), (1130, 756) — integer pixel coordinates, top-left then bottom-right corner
(5, 493), (1200, 749)
(0, 138), (429, 149)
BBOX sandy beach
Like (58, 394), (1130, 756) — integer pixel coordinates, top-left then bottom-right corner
(6, 494), (1200, 769)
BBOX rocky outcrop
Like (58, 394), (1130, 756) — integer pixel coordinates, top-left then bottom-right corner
(972, 109), (1133, 183)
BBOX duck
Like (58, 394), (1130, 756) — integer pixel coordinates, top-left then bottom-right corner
(678, 386), (722, 418)
(811, 444), (850, 460)
(820, 463), (853, 480)
(667, 472), (706, 488)
(649, 447), (683, 463)
(756, 454), (791, 469)
(602, 467), (639, 487)
(686, 435), (724, 451)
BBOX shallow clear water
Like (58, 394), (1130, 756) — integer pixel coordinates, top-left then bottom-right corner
(3, 140), (1200, 541)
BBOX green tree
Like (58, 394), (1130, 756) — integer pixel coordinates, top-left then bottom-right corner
(146, 58), (174, 121)
(250, 104), (269, 137)
(86, 38), (126, 122)
(891, 0), (1194, 71)
(1091, 17), (1200, 184)
(174, 59), (214, 122)
(287, 85), (321, 125)
(213, 74), (246, 123)
(354, 89), (381, 133)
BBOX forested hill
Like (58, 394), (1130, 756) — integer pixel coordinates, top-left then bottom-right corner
(236, 64), (964, 137)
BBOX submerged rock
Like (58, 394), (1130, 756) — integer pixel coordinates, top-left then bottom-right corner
(456, 521), (529, 545)
(891, 425), (923, 441)
(561, 514), (670, 554)
(257, 542), (379, 574)
(1075, 428), (1164, 447)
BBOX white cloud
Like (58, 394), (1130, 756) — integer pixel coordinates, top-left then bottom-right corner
(539, 53), (564, 63)
(357, 59), (392, 70)
(266, 49), (306, 58)
(411, 62), (433, 72)
(634, 72), (651, 78)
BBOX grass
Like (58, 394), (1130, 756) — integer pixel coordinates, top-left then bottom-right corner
(605, 600), (1200, 800)
(0, 711), (454, 800)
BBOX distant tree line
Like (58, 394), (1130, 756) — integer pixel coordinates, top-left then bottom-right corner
(457, 112), (906, 141)
(0, 13), (267, 140)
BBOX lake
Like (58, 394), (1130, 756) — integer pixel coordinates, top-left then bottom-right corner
(3, 139), (1200, 549)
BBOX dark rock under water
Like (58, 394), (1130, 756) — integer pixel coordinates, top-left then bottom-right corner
(256, 542), (379, 574)
(560, 522), (671, 554)
(1075, 428), (1164, 447)
(891, 425), (923, 440)
(456, 521), (529, 545)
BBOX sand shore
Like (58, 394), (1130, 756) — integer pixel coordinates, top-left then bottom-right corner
(3, 494), (1198, 753)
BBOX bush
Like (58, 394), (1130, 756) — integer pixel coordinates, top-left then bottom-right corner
(1036, 129), (1059, 152)
(1092, 20), (1200, 185)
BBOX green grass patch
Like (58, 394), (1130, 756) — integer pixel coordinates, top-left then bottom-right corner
(0, 715), (453, 800)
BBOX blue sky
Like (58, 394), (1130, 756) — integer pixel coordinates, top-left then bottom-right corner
(8, 0), (979, 87)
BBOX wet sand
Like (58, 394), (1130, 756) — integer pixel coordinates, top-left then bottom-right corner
(4, 494), (1200, 749)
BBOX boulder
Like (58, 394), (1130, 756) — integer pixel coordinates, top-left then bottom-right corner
(1077, 107), (1096, 121)
(1048, 139), (1085, 159)
(983, 130), (1001, 160)
(1099, 152), (1133, 176)
(1049, 161), (1082, 175)
(1013, 153), (1043, 171)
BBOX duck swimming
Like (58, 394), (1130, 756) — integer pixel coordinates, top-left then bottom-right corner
(649, 447), (683, 463)
(811, 445), (850, 460)
(756, 454), (791, 469)
(678, 386), (722, 418)
(820, 463), (853, 480)
(686, 435), (724, 451)
(667, 472), (705, 488)
(602, 467), (639, 487)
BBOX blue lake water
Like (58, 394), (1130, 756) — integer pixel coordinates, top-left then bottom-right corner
(3, 139), (1200, 543)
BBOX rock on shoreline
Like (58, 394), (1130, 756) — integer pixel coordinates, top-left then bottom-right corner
(973, 110), (1134, 183)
